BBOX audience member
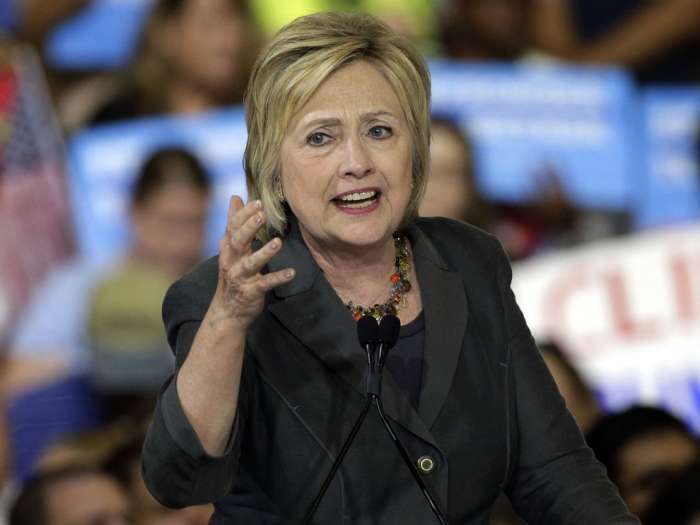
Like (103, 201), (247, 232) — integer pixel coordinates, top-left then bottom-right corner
(9, 465), (132, 525)
(644, 462), (700, 525)
(360, 0), (437, 54)
(438, 0), (531, 60)
(105, 431), (212, 525)
(419, 116), (494, 230)
(586, 405), (699, 518)
(419, 115), (627, 260)
(3, 147), (211, 477)
(539, 340), (602, 433)
(8, 0), (122, 132)
(36, 422), (137, 475)
(89, 0), (259, 126)
(8, 146), (210, 386)
(31, 422), (212, 525)
(531, 0), (700, 84)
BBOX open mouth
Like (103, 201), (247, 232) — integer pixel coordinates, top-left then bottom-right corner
(332, 189), (381, 209)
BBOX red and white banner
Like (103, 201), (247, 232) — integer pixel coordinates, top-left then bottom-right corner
(512, 223), (700, 431)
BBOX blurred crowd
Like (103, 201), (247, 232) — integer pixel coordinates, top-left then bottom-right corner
(1, 0), (699, 524)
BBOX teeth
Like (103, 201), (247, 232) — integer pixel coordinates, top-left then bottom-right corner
(341, 200), (375, 209)
(338, 190), (376, 202)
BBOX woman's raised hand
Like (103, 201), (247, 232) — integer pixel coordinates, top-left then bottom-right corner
(214, 196), (295, 330)
(175, 195), (290, 456)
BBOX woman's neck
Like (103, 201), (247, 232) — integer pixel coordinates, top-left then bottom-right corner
(301, 230), (398, 308)
(167, 79), (219, 115)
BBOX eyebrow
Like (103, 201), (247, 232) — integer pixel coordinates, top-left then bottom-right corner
(361, 110), (399, 121)
(297, 111), (401, 131)
(301, 117), (341, 129)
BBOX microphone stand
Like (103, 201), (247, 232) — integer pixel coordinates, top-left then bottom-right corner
(372, 395), (448, 524)
(302, 316), (449, 525)
(301, 359), (373, 523)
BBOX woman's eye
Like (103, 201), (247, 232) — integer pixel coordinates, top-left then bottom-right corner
(369, 126), (392, 139)
(307, 132), (331, 146)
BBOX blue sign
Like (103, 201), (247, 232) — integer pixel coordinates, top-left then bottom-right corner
(67, 107), (248, 262)
(430, 61), (641, 210)
(46, 0), (153, 70)
(66, 63), (700, 263)
(635, 88), (700, 229)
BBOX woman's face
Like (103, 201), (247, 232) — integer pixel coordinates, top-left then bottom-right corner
(165, 0), (249, 97)
(279, 60), (414, 253)
(131, 181), (209, 277)
(420, 124), (474, 221)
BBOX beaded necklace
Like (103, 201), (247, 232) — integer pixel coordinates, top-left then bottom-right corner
(346, 233), (411, 321)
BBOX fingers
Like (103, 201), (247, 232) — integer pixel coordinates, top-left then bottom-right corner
(215, 196), (294, 326)
(225, 197), (267, 255)
(231, 210), (265, 255)
(226, 195), (244, 228)
(227, 196), (260, 233)
(237, 237), (283, 277)
(221, 196), (295, 286)
(254, 267), (296, 293)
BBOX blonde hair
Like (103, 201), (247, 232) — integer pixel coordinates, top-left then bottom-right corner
(243, 11), (431, 240)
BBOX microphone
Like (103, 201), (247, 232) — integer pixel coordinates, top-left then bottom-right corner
(377, 314), (400, 370)
(372, 313), (450, 525)
(304, 313), (449, 525)
(357, 315), (379, 352)
(378, 314), (400, 347)
(303, 315), (378, 525)
(357, 315), (382, 396)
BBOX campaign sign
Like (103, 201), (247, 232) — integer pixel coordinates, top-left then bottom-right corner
(635, 88), (700, 229)
(430, 61), (641, 210)
(513, 224), (700, 432)
(46, 0), (154, 70)
(67, 107), (248, 262)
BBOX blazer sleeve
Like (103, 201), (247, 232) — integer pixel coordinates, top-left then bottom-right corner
(141, 269), (249, 508)
(493, 241), (640, 524)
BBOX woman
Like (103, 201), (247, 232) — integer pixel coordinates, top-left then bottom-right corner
(419, 115), (494, 231)
(89, 0), (259, 125)
(142, 12), (638, 523)
(6, 147), (211, 477)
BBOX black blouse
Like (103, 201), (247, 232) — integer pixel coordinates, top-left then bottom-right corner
(385, 312), (425, 408)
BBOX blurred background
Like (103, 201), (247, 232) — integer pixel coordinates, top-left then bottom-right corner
(0, 0), (699, 524)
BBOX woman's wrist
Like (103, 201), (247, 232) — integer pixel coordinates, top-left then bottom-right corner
(205, 293), (253, 336)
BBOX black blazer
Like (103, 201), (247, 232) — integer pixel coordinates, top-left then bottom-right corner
(142, 217), (638, 524)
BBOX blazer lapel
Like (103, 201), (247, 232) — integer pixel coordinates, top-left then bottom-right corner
(407, 224), (469, 430)
(265, 219), (436, 446)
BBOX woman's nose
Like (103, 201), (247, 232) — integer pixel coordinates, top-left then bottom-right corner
(340, 135), (374, 178)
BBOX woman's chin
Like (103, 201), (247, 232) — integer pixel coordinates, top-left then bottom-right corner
(330, 223), (395, 251)
(298, 206), (400, 253)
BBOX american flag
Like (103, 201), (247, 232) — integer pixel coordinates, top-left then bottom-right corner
(0, 45), (73, 339)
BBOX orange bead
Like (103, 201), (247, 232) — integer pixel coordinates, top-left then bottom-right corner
(390, 273), (401, 284)
(354, 311), (362, 321)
